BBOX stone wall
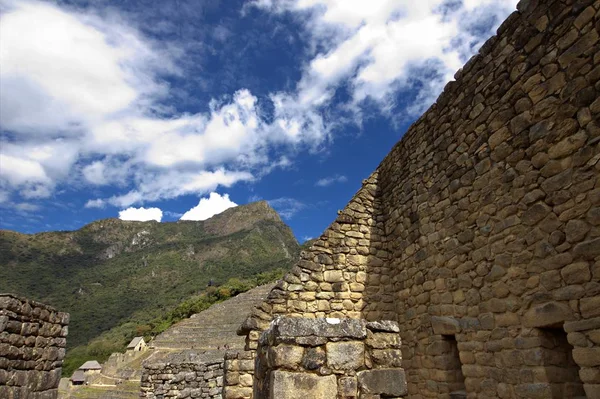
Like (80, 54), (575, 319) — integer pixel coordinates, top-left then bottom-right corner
(253, 317), (406, 399)
(0, 293), (70, 399)
(223, 351), (255, 399)
(234, 0), (600, 398)
(141, 360), (223, 399)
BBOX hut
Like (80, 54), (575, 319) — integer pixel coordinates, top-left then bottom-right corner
(79, 360), (102, 375)
(127, 336), (147, 352)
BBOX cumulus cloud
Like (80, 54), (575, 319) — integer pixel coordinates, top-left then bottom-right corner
(0, 0), (517, 211)
(253, 0), (517, 116)
(316, 174), (347, 187)
(118, 206), (163, 222)
(180, 192), (238, 221)
(0, 1), (286, 207)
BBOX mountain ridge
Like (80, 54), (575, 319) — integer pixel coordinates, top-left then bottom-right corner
(0, 201), (299, 350)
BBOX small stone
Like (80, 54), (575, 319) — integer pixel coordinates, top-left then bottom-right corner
(574, 238), (600, 259)
(326, 341), (365, 370)
(565, 219), (591, 242)
(561, 262), (591, 285)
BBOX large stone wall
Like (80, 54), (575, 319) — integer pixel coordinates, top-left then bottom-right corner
(0, 294), (70, 399)
(232, 0), (600, 398)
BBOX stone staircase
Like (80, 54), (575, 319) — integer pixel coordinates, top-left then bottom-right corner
(148, 283), (275, 363)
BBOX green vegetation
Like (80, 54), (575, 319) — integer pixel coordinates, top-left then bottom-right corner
(61, 268), (285, 376)
(0, 201), (299, 375)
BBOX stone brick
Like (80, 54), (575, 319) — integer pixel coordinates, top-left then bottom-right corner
(326, 341), (365, 370)
(270, 371), (337, 399)
(357, 368), (407, 397)
(522, 302), (574, 328)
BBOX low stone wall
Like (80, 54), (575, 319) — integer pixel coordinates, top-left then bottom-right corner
(253, 317), (406, 399)
(0, 293), (70, 399)
(141, 360), (223, 399)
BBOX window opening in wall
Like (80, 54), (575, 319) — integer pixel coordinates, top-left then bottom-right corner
(442, 335), (466, 399)
(538, 327), (585, 398)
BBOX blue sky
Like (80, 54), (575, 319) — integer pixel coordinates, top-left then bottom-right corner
(0, 0), (517, 242)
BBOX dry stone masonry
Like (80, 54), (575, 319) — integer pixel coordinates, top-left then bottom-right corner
(228, 0), (600, 398)
(0, 294), (69, 399)
(253, 317), (406, 399)
(141, 360), (223, 399)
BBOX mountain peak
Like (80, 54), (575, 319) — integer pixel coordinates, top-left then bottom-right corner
(203, 200), (282, 236)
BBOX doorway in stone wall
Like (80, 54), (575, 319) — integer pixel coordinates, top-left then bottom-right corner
(538, 327), (585, 398)
(441, 335), (466, 399)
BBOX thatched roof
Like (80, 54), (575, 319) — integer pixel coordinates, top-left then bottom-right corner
(79, 360), (102, 370)
(71, 370), (85, 382)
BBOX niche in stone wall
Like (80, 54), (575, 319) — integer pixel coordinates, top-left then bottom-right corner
(440, 335), (466, 399)
(538, 328), (585, 399)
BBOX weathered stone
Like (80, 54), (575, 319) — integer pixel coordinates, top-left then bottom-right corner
(273, 318), (366, 339)
(365, 320), (400, 333)
(326, 341), (365, 370)
(301, 347), (326, 370)
(565, 219), (591, 242)
(338, 376), (358, 398)
(270, 371), (337, 399)
(522, 302), (574, 328)
(431, 316), (461, 335)
(357, 369), (407, 396)
(269, 345), (304, 369)
(574, 238), (600, 259)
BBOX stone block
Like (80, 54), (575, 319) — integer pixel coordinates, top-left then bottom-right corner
(338, 376), (358, 398)
(270, 371), (337, 399)
(366, 320), (400, 333)
(326, 341), (364, 370)
(522, 302), (574, 328)
(370, 349), (402, 368)
(268, 345), (304, 369)
(272, 317), (366, 340)
(514, 383), (552, 398)
(324, 270), (344, 283)
(581, 297), (600, 318)
(225, 386), (253, 399)
(431, 316), (461, 335)
(573, 348), (600, 367)
(301, 347), (326, 370)
(357, 368), (407, 396)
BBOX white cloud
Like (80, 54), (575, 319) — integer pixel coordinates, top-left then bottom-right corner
(0, 0), (518, 210)
(180, 192), (238, 221)
(253, 0), (518, 116)
(14, 202), (40, 212)
(316, 174), (347, 187)
(268, 197), (305, 219)
(118, 206), (163, 222)
(85, 199), (106, 209)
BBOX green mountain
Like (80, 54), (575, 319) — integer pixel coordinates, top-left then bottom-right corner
(0, 201), (299, 349)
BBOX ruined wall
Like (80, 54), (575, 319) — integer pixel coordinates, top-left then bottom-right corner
(0, 294), (70, 399)
(231, 0), (600, 398)
(253, 317), (406, 399)
(141, 360), (223, 399)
